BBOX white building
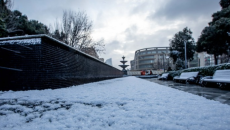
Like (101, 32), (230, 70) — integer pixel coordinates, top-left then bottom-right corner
(198, 52), (215, 67)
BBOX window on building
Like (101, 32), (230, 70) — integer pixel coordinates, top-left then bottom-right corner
(152, 51), (156, 54)
(140, 52), (146, 55)
(139, 60), (154, 64)
(144, 55), (154, 59)
(139, 64), (153, 69)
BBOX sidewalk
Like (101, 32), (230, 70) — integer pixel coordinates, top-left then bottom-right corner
(145, 78), (230, 105)
(0, 76), (230, 130)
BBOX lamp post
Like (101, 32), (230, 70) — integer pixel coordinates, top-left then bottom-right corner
(184, 40), (187, 69)
(166, 55), (169, 69)
(162, 52), (165, 72)
(181, 35), (188, 69)
(227, 32), (230, 63)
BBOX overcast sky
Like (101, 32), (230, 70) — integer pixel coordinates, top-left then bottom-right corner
(13, 0), (221, 69)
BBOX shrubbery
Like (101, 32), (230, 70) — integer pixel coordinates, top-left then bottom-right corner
(166, 63), (230, 80)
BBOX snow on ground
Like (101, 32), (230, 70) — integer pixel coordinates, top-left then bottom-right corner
(0, 76), (230, 130)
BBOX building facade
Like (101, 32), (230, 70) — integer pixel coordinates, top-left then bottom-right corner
(131, 47), (173, 71)
(198, 52), (215, 67)
(198, 52), (230, 67)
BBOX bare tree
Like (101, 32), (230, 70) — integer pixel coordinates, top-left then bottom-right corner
(51, 10), (105, 55)
(90, 38), (105, 54)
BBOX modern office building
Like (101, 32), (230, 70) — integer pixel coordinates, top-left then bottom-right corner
(131, 47), (173, 70)
(105, 58), (112, 66)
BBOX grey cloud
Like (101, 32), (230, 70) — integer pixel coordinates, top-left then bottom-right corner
(13, 0), (90, 25)
(106, 40), (121, 50)
(124, 25), (138, 41)
(148, 0), (221, 21)
(124, 26), (178, 50)
(12, 0), (221, 69)
(130, 1), (152, 14)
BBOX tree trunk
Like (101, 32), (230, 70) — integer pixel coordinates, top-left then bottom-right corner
(214, 54), (218, 65)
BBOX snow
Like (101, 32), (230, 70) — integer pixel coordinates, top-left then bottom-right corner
(0, 38), (41, 45)
(0, 76), (230, 130)
(171, 50), (181, 56)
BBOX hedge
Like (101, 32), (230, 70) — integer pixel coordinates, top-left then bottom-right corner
(166, 63), (230, 80)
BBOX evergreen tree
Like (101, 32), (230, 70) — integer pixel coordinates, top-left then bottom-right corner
(0, 18), (7, 37)
(0, 1), (49, 37)
(175, 58), (184, 70)
(169, 27), (196, 68)
(197, 0), (230, 64)
(0, 0), (12, 37)
(220, 0), (230, 9)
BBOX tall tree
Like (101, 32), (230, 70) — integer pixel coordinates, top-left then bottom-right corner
(0, 0), (49, 37)
(197, 0), (230, 64)
(0, 0), (12, 17)
(220, 0), (230, 9)
(51, 10), (105, 54)
(0, 18), (7, 37)
(58, 10), (93, 49)
(0, 0), (12, 36)
(169, 27), (196, 69)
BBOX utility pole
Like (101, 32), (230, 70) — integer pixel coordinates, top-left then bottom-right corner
(162, 52), (165, 72)
(184, 40), (187, 69)
(181, 34), (188, 69)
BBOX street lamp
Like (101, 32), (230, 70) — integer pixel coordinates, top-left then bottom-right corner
(227, 32), (230, 63)
(166, 55), (169, 69)
(162, 52), (165, 72)
(181, 35), (188, 69)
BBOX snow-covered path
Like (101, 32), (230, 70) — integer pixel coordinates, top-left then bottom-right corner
(0, 77), (230, 130)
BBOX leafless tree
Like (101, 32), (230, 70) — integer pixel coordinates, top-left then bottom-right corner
(51, 10), (105, 54)
(90, 38), (105, 54)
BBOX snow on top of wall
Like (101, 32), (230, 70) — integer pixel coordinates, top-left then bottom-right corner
(0, 38), (41, 45)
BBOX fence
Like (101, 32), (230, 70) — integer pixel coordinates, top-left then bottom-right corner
(0, 35), (123, 91)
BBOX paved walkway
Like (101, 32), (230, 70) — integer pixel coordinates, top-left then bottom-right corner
(144, 78), (230, 105)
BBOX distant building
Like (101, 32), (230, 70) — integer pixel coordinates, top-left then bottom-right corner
(81, 47), (99, 59)
(105, 58), (112, 66)
(198, 52), (229, 67)
(99, 58), (104, 62)
(188, 53), (199, 68)
(131, 47), (173, 71)
(198, 52), (215, 67)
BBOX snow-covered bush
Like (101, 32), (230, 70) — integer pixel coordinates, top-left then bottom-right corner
(175, 58), (185, 70)
(166, 63), (230, 80)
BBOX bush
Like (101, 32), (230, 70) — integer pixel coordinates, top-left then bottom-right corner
(166, 63), (230, 80)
